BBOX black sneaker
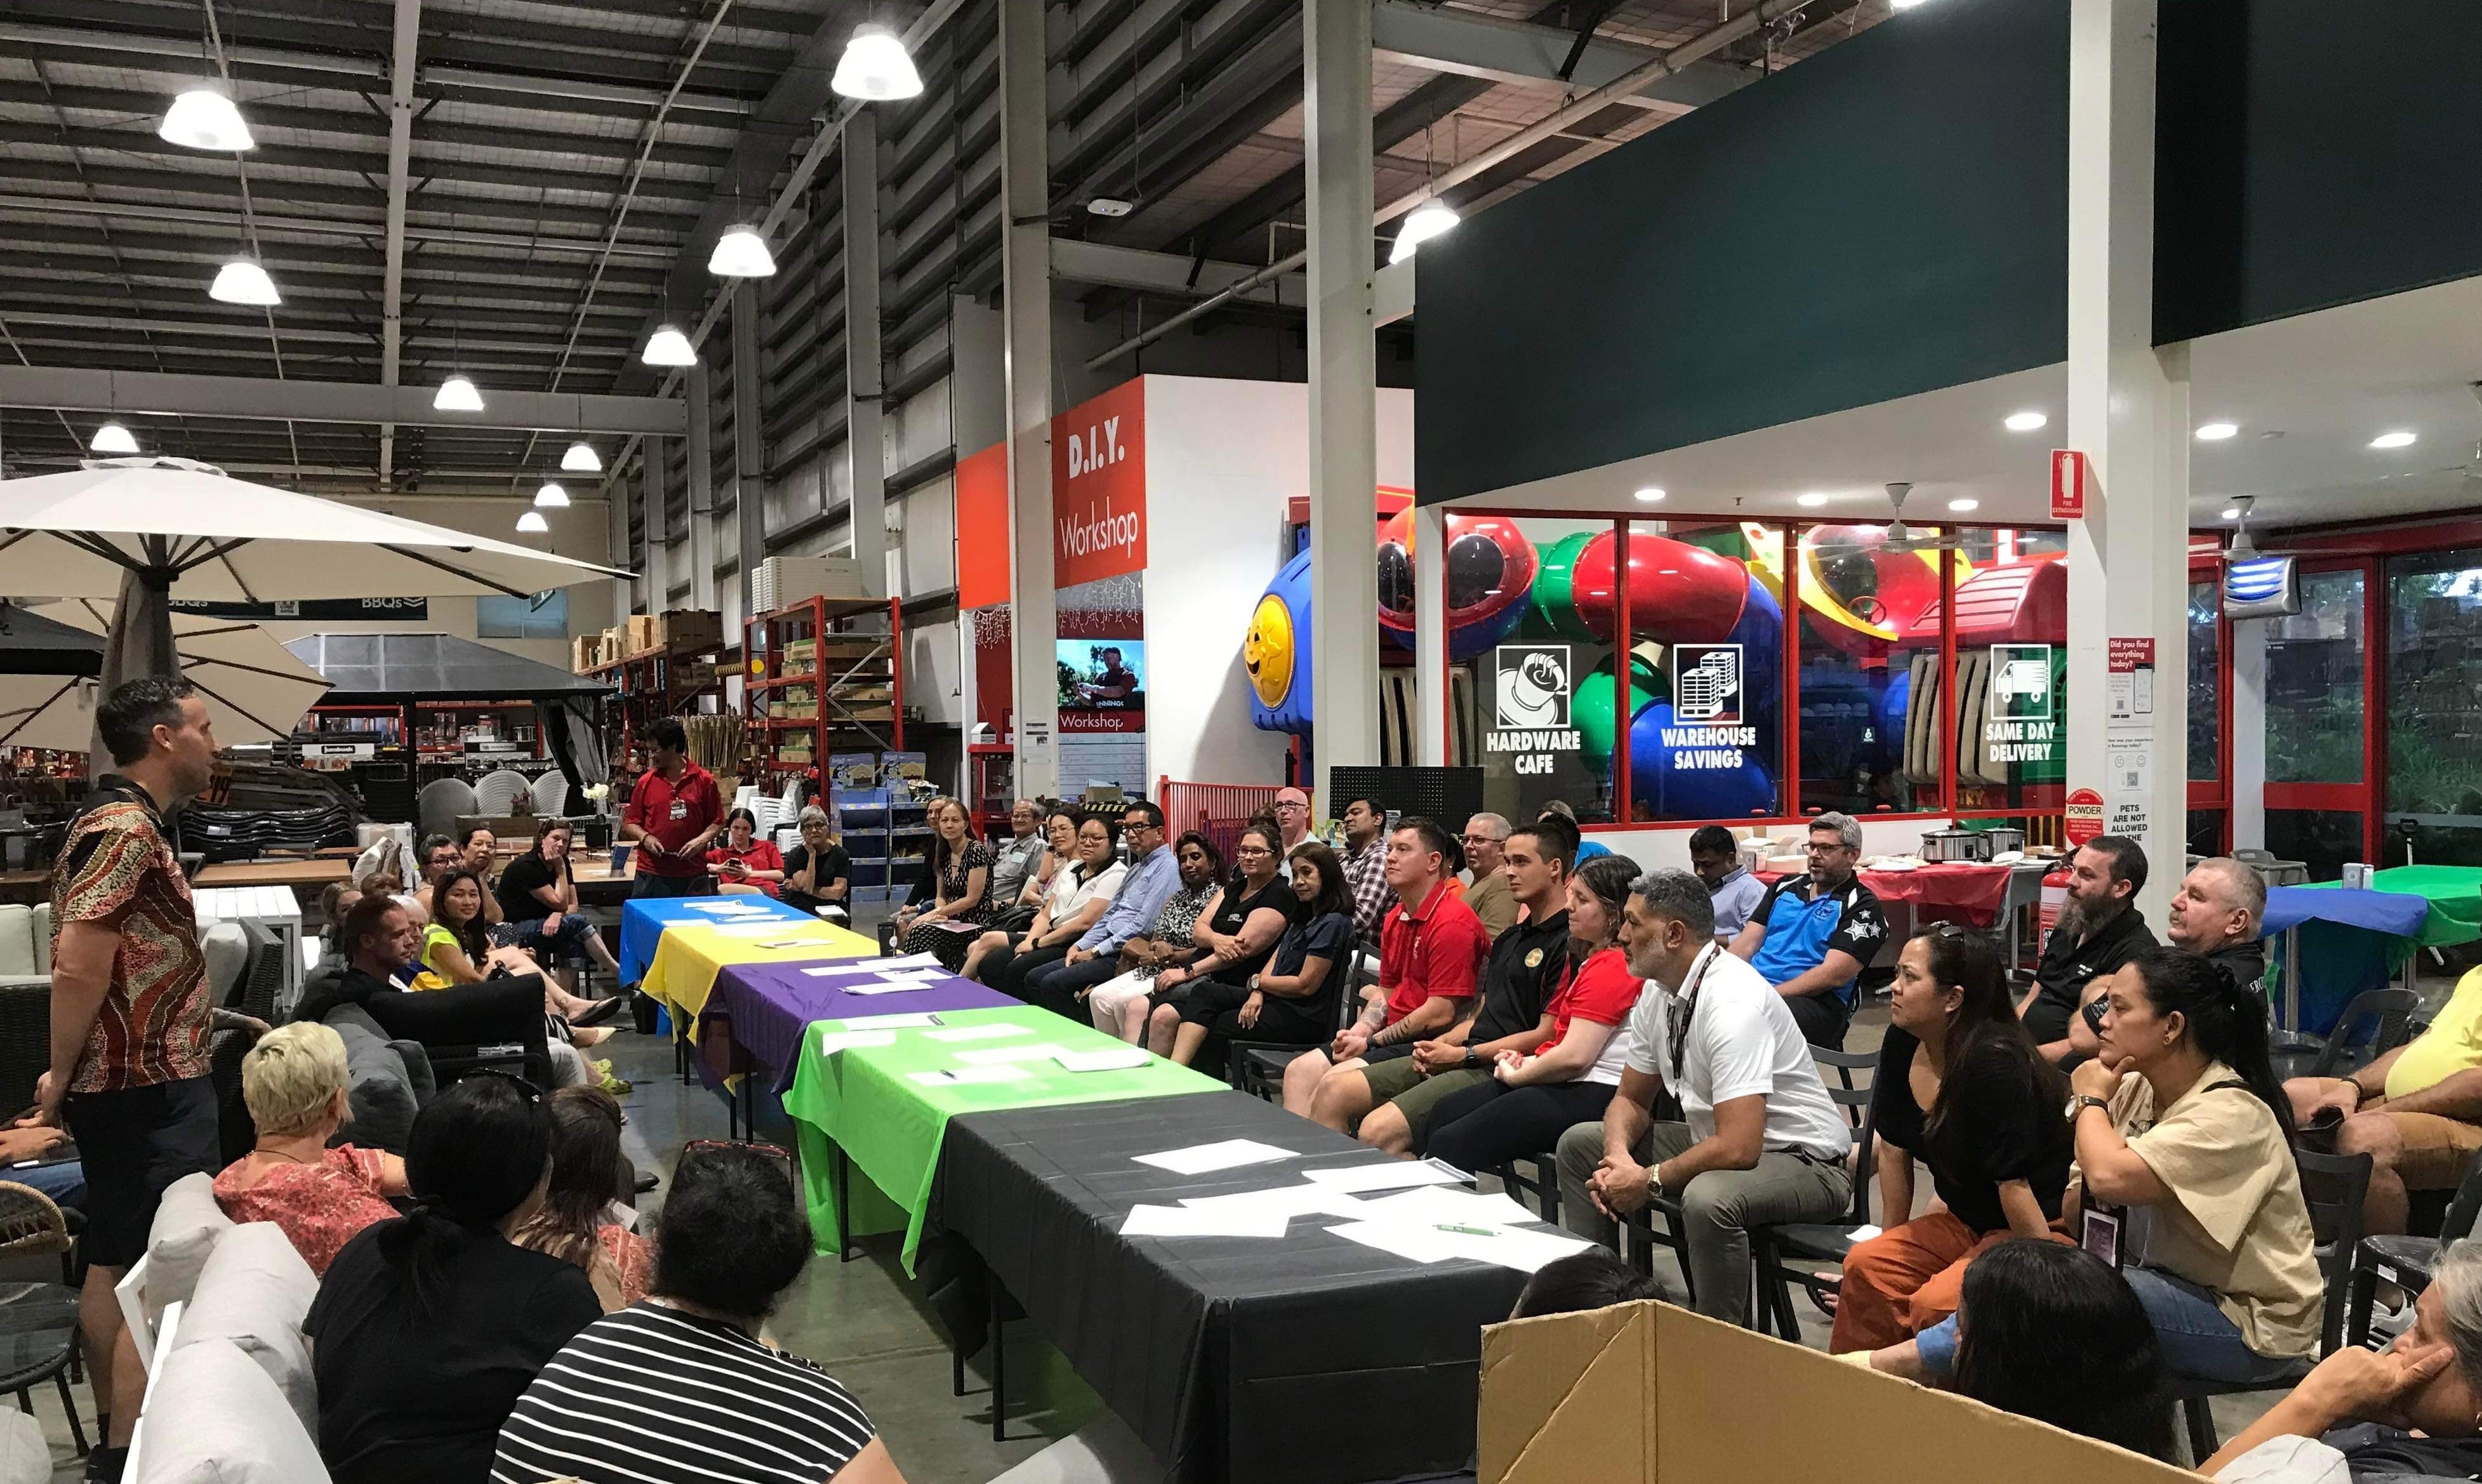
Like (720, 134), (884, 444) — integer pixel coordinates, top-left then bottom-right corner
(83, 1445), (127, 1484)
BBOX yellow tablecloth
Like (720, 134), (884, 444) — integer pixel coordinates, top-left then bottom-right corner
(639, 919), (879, 1041)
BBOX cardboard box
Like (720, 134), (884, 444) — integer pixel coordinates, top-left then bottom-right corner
(1478, 1300), (2190, 1484)
(655, 609), (723, 653)
(625, 614), (661, 655)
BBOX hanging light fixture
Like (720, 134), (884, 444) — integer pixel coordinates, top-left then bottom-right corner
(642, 326), (698, 366)
(1390, 203), (1460, 265)
(159, 88), (255, 151)
(433, 375), (484, 412)
(533, 481), (571, 508)
(832, 24), (924, 101)
(515, 510), (550, 534)
(561, 441), (602, 473)
(89, 423), (140, 455)
(209, 258), (281, 306)
(708, 226), (778, 278)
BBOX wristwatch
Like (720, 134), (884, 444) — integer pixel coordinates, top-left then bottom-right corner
(1247, 974), (1261, 992)
(1463, 1048), (1481, 1070)
(1648, 1163), (1667, 1198)
(2066, 1094), (2109, 1120)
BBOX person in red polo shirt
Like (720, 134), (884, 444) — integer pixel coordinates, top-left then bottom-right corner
(1280, 816), (1488, 1129)
(621, 718), (723, 899)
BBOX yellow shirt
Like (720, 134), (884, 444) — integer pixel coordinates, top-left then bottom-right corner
(411, 922), (466, 992)
(2095, 1062), (2323, 1360)
(2384, 965), (2482, 1101)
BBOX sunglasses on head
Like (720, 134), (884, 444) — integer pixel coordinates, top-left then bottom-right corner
(465, 1067), (543, 1104)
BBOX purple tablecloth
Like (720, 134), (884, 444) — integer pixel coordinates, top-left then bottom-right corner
(705, 962), (1018, 1092)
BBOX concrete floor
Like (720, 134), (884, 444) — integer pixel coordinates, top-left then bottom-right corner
(16, 976), (2305, 1480)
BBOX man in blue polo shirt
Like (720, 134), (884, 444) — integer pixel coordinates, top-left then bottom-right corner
(1728, 812), (1885, 1050)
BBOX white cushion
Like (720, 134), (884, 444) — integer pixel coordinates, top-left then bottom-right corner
(132, 1337), (329, 1484)
(171, 1223), (318, 1433)
(0, 905), (32, 978)
(142, 1174), (234, 1323)
(28, 904), (46, 976)
(202, 924), (248, 1007)
(0, 1410), (44, 1484)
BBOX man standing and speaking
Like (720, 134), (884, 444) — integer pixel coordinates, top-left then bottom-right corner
(23, 677), (225, 1478)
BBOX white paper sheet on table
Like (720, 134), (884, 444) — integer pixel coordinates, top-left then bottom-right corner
(1324, 1220), (1460, 1264)
(1427, 1224), (1594, 1274)
(1301, 1161), (1463, 1195)
(1055, 1047), (1152, 1073)
(1179, 1186), (1369, 1222)
(802, 955), (940, 976)
(1134, 1139), (1299, 1176)
(952, 1043), (1073, 1066)
(812, 1030), (899, 1056)
(684, 899), (771, 915)
(1119, 1203), (1292, 1239)
(910, 1065), (1032, 1086)
(1351, 1186), (1539, 1229)
(844, 980), (938, 995)
(832, 1012), (941, 1030)
(715, 920), (830, 938)
(924, 1023), (1032, 1043)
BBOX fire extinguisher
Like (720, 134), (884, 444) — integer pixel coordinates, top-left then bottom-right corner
(2036, 869), (2069, 946)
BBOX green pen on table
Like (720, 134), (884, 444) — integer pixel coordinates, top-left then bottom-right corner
(1435, 1224), (1497, 1237)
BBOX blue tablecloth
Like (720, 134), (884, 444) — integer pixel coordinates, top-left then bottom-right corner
(2263, 886), (2433, 1035)
(616, 895), (813, 983)
(2263, 885), (2431, 941)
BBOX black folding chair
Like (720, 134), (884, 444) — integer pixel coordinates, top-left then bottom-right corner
(2346, 1154), (2482, 1349)
(1750, 1047), (1879, 1339)
(2271, 988), (2420, 1083)
(1230, 950), (1376, 1100)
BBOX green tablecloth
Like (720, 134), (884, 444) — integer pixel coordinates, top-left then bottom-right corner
(780, 1005), (1226, 1269)
(2300, 865), (2482, 950)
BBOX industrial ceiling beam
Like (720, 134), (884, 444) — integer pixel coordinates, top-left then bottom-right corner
(0, 366), (686, 435)
(1368, 0), (1753, 115)
(1050, 238), (1306, 305)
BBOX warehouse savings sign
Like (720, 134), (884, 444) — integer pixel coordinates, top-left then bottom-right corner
(1053, 379), (1147, 587)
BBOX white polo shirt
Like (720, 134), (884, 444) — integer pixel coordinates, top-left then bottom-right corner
(1624, 944), (1850, 1159)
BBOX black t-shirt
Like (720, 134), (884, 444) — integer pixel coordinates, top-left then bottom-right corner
(1207, 875), (1296, 984)
(2021, 906), (2157, 1045)
(2205, 937), (2267, 993)
(306, 1221), (602, 1484)
(493, 852), (563, 924)
(783, 843), (851, 911)
(1870, 1026), (2072, 1233)
(1266, 910), (1355, 1019)
(1469, 908), (1572, 1048)
(2319, 1421), (2482, 1480)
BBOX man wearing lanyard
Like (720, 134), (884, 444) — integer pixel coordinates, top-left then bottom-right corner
(1558, 868), (1850, 1326)
(1729, 811), (1887, 1050)
(22, 678), (225, 1474)
(621, 717), (722, 899)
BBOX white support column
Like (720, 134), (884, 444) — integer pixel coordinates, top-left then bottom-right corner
(2066, 0), (2189, 924)
(1414, 504), (1447, 765)
(607, 468), (630, 620)
(843, 109), (888, 584)
(732, 281), (766, 623)
(642, 436), (670, 609)
(1306, 0), (1380, 802)
(686, 362), (719, 613)
(999, 0), (1059, 798)
(2230, 618), (2267, 851)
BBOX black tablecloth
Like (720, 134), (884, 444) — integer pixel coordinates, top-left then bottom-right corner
(931, 1092), (1528, 1484)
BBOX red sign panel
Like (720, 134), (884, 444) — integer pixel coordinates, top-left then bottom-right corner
(2051, 449), (2090, 521)
(953, 442), (1011, 611)
(2064, 786), (2105, 847)
(2107, 636), (2153, 673)
(1052, 378), (1148, 588)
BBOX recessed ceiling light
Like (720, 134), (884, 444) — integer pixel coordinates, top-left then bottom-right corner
(433, 375), (484, 412)
(1947, 498), (1979, 512)
(2003, 411), (2047, 432)
(1796, 493), (1830, 508)
(2194, 421), (2238, 441)
(2219, 507), (2240, 520)
(90, 422), (139, 454)
(515, 510), (549, 534)
(159, 88), (253, 152)
(2370, 430), (2417, 449)
(1633, 487), (1666, 503)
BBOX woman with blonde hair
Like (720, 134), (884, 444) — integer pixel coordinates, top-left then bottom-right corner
(213, 1023), (410, 1274)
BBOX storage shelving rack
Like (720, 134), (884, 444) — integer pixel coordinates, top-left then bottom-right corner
(582, 641), (726, 772)
(741, 595), (906, 790)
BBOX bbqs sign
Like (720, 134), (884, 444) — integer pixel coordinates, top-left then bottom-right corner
(1052, 380), (1147, 587)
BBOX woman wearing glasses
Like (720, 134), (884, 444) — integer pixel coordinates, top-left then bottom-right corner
(1829, 925), (2073, 1355)
(1144, 825), (1296, 1073)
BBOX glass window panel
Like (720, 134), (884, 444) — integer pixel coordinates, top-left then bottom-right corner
(2189, 581), (2221, 783)
(1949, 529), (2067, 812)
(2266, 808), (2363, 883)
(1620, 520), (1783, 821)
(1790, 522), (1941, 816)
(2387, 552), (2482, 840)
(2264, 569), (2365, 785)
(1461, 517), (1621, 826)
(476, 590), (567, 640)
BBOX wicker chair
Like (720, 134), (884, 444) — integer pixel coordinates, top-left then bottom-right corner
(0, 1183), (84, 1455)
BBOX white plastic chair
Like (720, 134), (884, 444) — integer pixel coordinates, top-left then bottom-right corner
(416, 778), (477, 845)
(528, 771), (570, 817)
(474, 769), (532, 816)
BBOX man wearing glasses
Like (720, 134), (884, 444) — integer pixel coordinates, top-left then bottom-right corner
(1726, 811), (1886, 1050)
(1025, 802), (1181, 1019)
(1459, 813), (1517, 940)
(985, 798), (1048, 910)
(1271, 788), (1315, 857)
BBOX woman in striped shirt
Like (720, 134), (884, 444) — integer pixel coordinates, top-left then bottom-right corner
(494, 1143), (902, 1484)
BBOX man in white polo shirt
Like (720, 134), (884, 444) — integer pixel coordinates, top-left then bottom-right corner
(1555, 867), (1852, 1325)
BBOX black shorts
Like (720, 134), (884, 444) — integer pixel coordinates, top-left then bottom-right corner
(63, 1076), (219, 1269)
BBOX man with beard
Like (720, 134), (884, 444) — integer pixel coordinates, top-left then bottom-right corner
(2016, 835), (2154, 1064)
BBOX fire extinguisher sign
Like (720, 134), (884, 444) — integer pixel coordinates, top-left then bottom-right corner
(2052, 449), (2090, 521)
(2064, 787), (2104, 847)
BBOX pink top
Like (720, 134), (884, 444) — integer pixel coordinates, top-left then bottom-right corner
(213, 1145), (397, 1275)
(597, 1224), (654, 1308)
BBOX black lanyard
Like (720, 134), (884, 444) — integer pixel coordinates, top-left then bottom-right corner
(1666, 946), (1720, 1080)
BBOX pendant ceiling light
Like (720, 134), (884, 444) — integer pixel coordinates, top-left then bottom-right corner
(89, 423), (140, 455)
(832, 24), (924, 101)
(533, 481), (571, 508)
(433, 375), (484, 413)
(561, 441), (602, 473)
(209, 258), (281, 306)
(159, 88), (255, 152)
(708, 226), (778, 278)
(515, 510), (550, 534)
(642, 326), (698, 366)
(1388, 202), (1460, 265)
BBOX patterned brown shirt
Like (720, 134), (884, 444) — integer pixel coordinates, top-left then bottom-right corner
(50, 786), (209, 1092)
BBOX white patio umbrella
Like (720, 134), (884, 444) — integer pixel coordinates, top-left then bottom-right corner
(0, 600), (331, 752)
(0, 456), (628, 767)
